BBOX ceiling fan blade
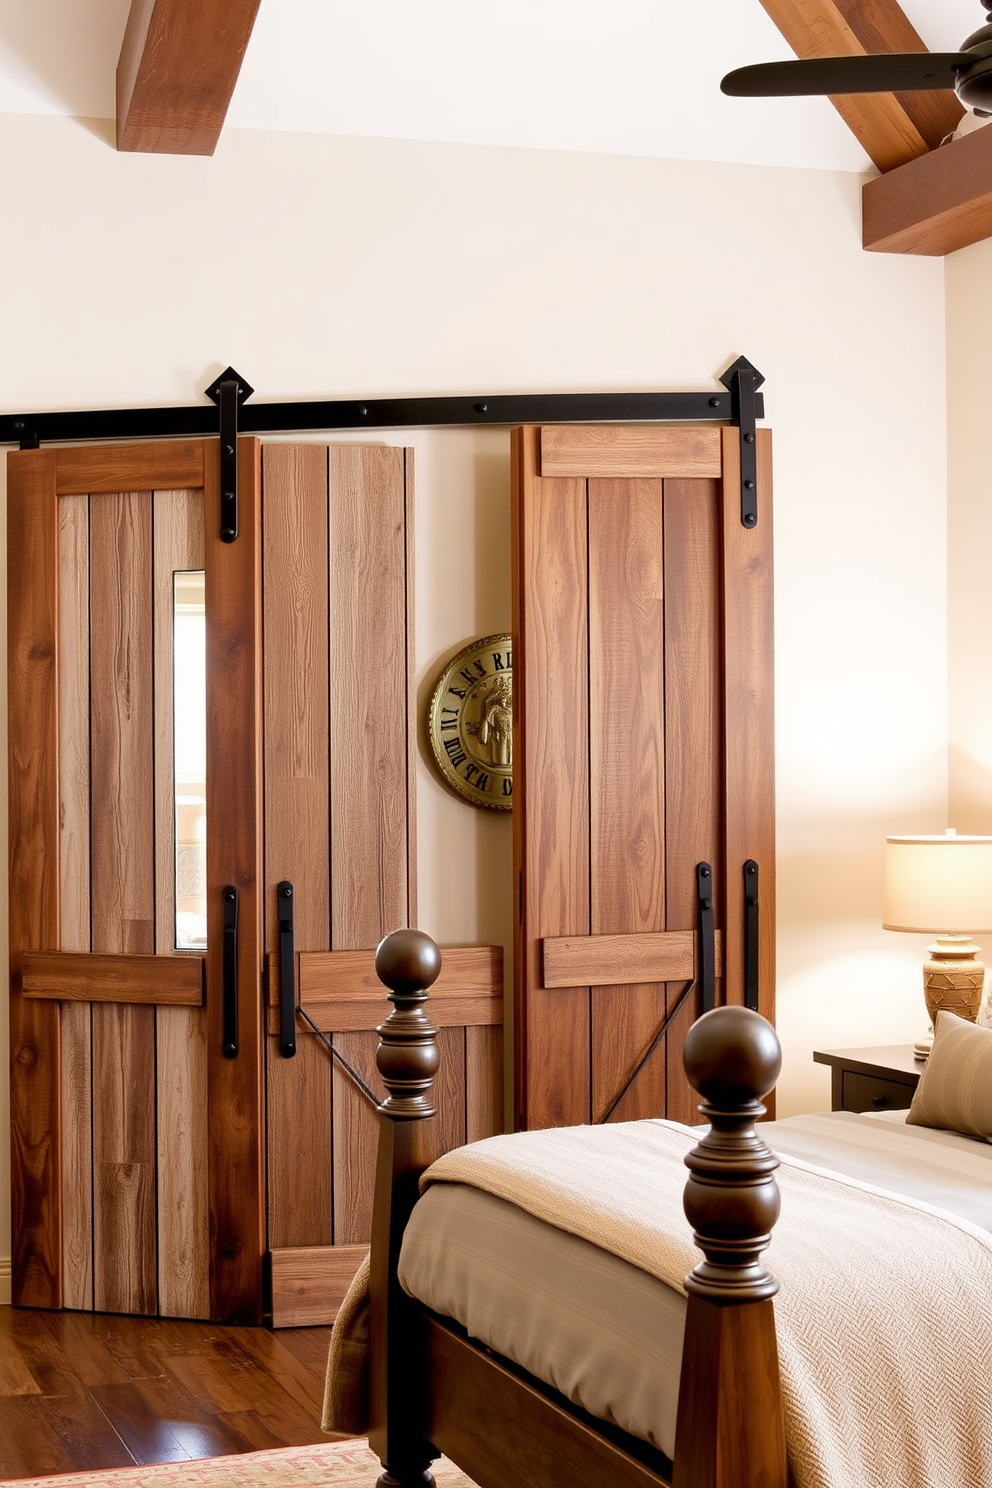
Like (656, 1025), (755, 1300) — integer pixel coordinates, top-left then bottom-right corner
(721, 53), (966, 98)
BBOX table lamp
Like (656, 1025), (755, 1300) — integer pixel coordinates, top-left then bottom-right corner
(883, 830), (992, 1058)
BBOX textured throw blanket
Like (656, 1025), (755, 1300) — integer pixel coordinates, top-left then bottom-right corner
(326, 1118), (992, 1487)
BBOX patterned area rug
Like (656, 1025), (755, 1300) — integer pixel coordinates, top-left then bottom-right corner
(7, 1441), (479, 1488)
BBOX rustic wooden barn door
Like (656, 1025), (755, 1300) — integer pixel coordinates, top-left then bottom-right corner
(9, 435), (502, 1327)
(260, 445), (503, 1327)
(7, 438), (264, 1321)
(512, 423), (774, 1131)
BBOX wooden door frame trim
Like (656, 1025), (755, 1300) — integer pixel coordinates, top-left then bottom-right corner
(7, 449), (63, 1308)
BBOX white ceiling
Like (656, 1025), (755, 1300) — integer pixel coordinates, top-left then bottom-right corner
(0, 0), (983, 171)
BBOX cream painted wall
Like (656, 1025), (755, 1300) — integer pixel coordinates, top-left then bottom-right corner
(947, 236), (992, 840)
(0, 113), (950, 1292)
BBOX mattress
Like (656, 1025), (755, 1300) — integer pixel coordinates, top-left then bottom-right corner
(397, 1110), (992, 1459)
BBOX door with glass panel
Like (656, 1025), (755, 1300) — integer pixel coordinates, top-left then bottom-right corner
(8, 436), (503, 1326)
(7, 439), (264, 1322)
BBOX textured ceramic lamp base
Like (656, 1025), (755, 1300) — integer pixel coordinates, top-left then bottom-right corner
(915, 936), (986, 1058)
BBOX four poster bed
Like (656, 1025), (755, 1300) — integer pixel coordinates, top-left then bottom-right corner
(326, 930), (992, 1488)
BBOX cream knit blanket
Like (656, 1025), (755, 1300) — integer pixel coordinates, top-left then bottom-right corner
(423, 1119), (992, 1488)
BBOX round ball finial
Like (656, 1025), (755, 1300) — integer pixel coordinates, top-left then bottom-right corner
(683, 1005), (781, 1106)
(375, 928), (442, 997)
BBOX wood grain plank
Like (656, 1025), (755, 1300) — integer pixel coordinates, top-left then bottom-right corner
(512, 426), (591, 1129)
(24, 951), (204, 1004)
(328, 445), (413, 1244)
(91, 1003), (157, 1315)
(757, 0), (962, 171)
(862, 120), (992, 257)
(7, 448), (63, 1307)
(153, 484), (209, 1319)
(205, 437), (266, 1323)
(116, 0), (262, 155)
(90, 490), (156, 954)
(271, 988), (501, 1036)
(294, 945), (503, 1002)
(266, 944), (503, 1033)
(89, 488), (157, 1316)
(331, 1031), (382, 1244)
(465, 1025), (504, 1142)
(543, 930), (724, 988)
(427, 1026), (467, 1164)
(721, 430), (776, 1053)
(588, 477), (667, 1124)
(156, 1006), (210, 1319)
(261, 444), (333, 1253)
(269, 1245), (369, 1328)
(541, 426), (722, 480)
(58, 491), (93, 1311)
(54, 443), (204, 496)
(662, 476), (724, 1124)
(328, 445), (412, 945)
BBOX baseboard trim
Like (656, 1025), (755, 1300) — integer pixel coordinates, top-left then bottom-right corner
(0, 1257), (11, 1306)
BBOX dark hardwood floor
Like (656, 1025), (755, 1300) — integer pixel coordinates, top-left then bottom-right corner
(0, 1306), (334, 1480)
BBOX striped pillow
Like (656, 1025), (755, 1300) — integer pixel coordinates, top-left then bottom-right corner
(907, 1010), (992, 1140)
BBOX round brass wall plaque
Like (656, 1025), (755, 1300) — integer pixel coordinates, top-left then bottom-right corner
(428, 634), (512, 811)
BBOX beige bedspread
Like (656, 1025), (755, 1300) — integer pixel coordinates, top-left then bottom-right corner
(417, 1118), (992, 1488)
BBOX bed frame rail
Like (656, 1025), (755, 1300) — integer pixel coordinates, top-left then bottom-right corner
(367, 929), (788, 1488)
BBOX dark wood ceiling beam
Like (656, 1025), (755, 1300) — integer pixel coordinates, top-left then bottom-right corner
(116, 0), (262, 155)
(863, 122), (992, 254)
(757, 0), (963, 172)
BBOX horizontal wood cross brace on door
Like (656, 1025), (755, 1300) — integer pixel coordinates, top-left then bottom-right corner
(22, 951), (204, 1006)
(542, 932), (724, 990)
(266, 945), (503, 1035)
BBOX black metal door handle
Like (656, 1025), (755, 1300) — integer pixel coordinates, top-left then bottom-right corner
(222, 885), (239, 1058)
(697, 862), (715, 1015)
(744, 859), (759, 1012)
(278, 881), (297, 1058)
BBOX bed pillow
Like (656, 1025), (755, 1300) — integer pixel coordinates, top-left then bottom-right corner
(906, 1010), (992, 1140)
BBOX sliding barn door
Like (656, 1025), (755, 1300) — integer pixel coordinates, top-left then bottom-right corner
(512, 424), (774, 1130)
(7, 439), (264, 1320)
(260, 445), (503, 1327)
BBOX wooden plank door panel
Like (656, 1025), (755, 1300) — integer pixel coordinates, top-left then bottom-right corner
(588, 476), (667, 1124)
(661, 475), (724, 1124)
(8, 448), (62, 1308)
(8, 439), (265, 1321)
(512, 424), (774, 1132)
(89, 489), (157, 1315)
(262, 444), (505, 1327)
(205, 435), (265, 1324)
(511, 426), (591, 1131)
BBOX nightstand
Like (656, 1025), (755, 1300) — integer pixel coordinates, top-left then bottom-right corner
(812, 1045), (923, 1114)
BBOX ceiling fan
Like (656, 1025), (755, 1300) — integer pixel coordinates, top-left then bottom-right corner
(721, 0), (992, 115)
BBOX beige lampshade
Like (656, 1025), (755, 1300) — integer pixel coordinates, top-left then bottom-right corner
(884, 833), (992, 934)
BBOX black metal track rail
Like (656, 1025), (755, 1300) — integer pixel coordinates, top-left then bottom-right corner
(0, 386), (763, 450)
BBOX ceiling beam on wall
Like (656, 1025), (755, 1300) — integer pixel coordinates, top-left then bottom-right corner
(116, 0), (261, 155)
(863, 122), (992, 255)
(757, 0), (963, 172)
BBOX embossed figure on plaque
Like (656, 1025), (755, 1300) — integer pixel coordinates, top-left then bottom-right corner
(428, 634), (512, 811)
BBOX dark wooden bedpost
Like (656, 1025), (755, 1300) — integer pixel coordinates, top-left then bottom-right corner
(672, 1005), (788, 1488)
(368, 929), (442, 1488)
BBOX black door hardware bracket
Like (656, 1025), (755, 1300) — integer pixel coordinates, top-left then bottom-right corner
(277, 880), (297, 1058)
(204, 366), (254, 543)
(721, 355), (766, 529)
(697, 861), (716, 1015)
(221, 884), (239, 1058)
(744, 859), (760, 1012)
